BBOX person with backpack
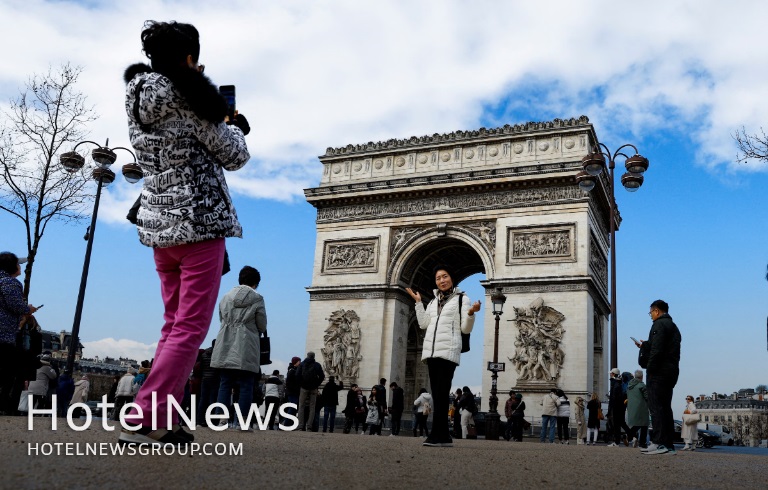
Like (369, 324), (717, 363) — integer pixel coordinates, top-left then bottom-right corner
(406, 265), (481, 447)
(296, 351), (325, 431)
(413, 388), (432, 438)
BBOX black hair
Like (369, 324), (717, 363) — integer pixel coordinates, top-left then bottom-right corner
(508, 390), (516, 397)
(0, 252), (19, 274)
(432, 264), (455, 281)
(419, 388), (427, 394)
(379, 378), (386, 384)
(239, 266), (261, 287)
(141, 21), (200, 71)
(650, 299), (669, 313)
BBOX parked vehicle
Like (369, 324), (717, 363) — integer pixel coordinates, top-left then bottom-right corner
(697, 423), (734, 446)
(672, 420), (721, 448)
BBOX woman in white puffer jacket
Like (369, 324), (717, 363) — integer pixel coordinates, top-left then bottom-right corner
(406, 265), (480, 447)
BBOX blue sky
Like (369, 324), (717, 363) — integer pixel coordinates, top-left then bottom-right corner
(1, 0), (767, 409)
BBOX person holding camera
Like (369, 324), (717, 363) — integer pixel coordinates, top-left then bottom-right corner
(120, 20), (250, 446)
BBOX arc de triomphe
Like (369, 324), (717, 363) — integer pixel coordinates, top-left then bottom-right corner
(304, 116), (610, 415)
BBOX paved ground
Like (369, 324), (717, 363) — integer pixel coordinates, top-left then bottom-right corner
(2, 416), (767, 490)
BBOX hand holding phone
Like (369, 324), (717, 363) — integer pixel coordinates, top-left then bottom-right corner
(630, 336), (641, 347)
(219, 85), (236, 120)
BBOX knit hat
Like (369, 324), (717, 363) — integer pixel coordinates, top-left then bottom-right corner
(515, 393), (522, 400)
(291, 356), (301, 365)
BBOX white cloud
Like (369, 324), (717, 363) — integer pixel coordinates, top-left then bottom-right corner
(82, 337), (157, 363)
(2, 0), (767, 216)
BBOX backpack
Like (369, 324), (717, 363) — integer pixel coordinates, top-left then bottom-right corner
(422, 399), (432, 415)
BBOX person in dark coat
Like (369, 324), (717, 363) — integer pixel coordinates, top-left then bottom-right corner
(510, 393), (526, 442)
(322, 376), (344, 433)
(388, 382), (405, 436)
(586, 392), (601, 445)
(342, 383), (359, 434)
(639, 299), (681, 455)
(607, 368), (629, 446)
(452, 389), (463, 438)
(282, 357), (301, 425)
(296, 352), (325, 431)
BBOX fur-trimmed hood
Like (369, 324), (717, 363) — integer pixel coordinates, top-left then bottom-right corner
(123, 62), (227, 123)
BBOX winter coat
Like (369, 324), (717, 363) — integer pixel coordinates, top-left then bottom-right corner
(504, 397), (518, 418)
(0, 270), (31, 345)
(573, 398), (586, 425)
(681, 401), (699, 441)
(123, 63), (249, 249)
(322, 380), (343, 407)
(115, 373), (136, 397)
(511, 400), (526, 418)
(459, 392), (478, 414)
(414, 392), (433, 414)
(645, 313), (682, 379)
(415, 288), (476, 365)
(586, 399), (600, 429)
(343, 389), (358, 416)
(540, 392), (560, 416)
(264, 375), (282, 398)
(608, 377), (626, 413)
(211, 285), (267, 374)
(296, 358), (325, 390)
(366, 397), (382, 425)
(390, 386), (405, 413)
(626, 378), (650, 427)
(556, 396), (571, 418)
(28, 361), (57, 396)
(70, 379), (89, 405)
(285, 365), (300, 396)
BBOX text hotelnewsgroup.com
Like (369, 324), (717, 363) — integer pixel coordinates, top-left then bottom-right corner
(28, 442), (243, 456)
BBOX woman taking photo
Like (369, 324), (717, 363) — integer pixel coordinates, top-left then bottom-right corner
(119, 20), (250, 446)
(406, 265), (481, 447)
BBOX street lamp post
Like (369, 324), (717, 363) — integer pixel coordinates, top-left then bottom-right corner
(59, 139), (142, 375)
(575, 144), (649, 369)
(484, 287), (507, 441)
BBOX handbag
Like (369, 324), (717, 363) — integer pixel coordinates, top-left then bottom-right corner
(18, 390), (30, 413)
(597, 407), (605, 420)
(682, 413), (700, 426)
(458, 293), (470, 353)
(521, 419), (532, 431)
(260, 330), (271, 365)
(466, 424), (477, 439)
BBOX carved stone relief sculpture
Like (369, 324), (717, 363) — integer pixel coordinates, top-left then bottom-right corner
(320, 308), (363, 384)
(322, 238), (379, 274)
(589, 235), (608, 291)
(507, 298), (566, 382)
(507, 224), (576, 265)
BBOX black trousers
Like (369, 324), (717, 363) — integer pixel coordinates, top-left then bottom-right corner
(390, 410), (403, 435)
(647, 372), (678, 449)
(631, 425), (649, 447)
(413, 413), (429, 436)
(0, 343), (20, 415)
(427, 357), (457, 443)
(557, 416), (570, 441)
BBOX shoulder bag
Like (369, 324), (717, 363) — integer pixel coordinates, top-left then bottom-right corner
(260, 330), (271, 365)
(458, 293), (470, 353)
(682, 412), (700, 426)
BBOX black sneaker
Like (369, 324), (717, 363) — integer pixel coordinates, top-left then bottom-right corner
(422, 438), (439, 447)
(118, 426), (189, 446)
(172, 424), (195, 442)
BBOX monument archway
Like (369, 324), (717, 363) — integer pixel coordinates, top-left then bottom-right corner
(305, 116), (611, 418)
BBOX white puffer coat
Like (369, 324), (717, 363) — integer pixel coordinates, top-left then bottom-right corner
(415, 288), (475, 365)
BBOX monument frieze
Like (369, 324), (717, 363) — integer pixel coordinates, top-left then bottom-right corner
(506, 223), (576, 265)
(321, 237), (380, 274)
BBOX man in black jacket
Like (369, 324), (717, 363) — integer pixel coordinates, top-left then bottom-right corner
(296, 351), (325, 431)
(388, 382), (405, 436)
(342, 383), (359, 434)
(283, 357), (301, 425)
(641, 299), (681, 455)
(322, 376), (343, 433)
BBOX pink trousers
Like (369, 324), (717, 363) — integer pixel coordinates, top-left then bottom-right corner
(130, 238), (225, 427)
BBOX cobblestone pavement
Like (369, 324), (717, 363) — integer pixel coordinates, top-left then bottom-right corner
(2, 416), (766, 489)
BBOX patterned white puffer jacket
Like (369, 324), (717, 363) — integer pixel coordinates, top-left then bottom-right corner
(124, 63), (250, 248)
(415, 288), (475, 365)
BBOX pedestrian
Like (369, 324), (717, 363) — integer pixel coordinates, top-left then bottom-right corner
(353, 386), (368, 434)
(210, 266), (267, 430)
(681, 395), (698, 451)
(638, 299), (681, 455)
(283, 356), (301, 424)
(458, 386), (478, 439)
(406, 265), (481, 447)
(556, 389), (571, 444)
(113, 369), (136, 421)
(16, 314), (43, 411)
(56, 372), (75, 418)
(107, 375), (120, 406)
(120, 19), (251, 447)
(586, 392), (600, 445)
(388, 382), (404, 436)
(573, 396), (587, 445)
(27, 353), (56, 411)
(69, 375), (90, 419)
(412, 388), (432, 438)
(503, 390), (518, 441)
(322, 376), (343, 433)
(540, 388), (559, 443)
(342, 383), (359, 434)
(296, 351), (325, 431)
(607, 368), (629, 447)
(197, 342), (219, 426)
(626, 370), (649, 449)
(510, 393), (526, 442)
(264, 370), (282, 430)
(366, 387), (383, 435)
(452, 388), (463, 439)
(0, 252), (38, 415)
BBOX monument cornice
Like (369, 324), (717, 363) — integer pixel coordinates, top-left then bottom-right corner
(320, 116), (594, 160)
(306, 284), (410, 301)
(480, 275), (610, 314)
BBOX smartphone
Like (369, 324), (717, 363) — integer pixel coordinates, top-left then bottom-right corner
(630, 336), (639, 344)
(219, 85), (236, 120)
(35, 304), (44, 310)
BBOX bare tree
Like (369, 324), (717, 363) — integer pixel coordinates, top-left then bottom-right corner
(734, 127), (768, 164)
(0, 64), (97, 298)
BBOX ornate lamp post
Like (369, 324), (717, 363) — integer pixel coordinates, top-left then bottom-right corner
(59, 139), (142, 375)
(575, 144), (649, 369)
(484, 287), (507, 441)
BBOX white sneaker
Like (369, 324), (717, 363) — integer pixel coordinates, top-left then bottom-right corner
(644, 445), (670, 455)
(641, 443), (660, 453)
(607, 442), (618, 447)
(565, 441), (570, 445)
(631, 438), (638, 448)
(681, 445), (690, 451)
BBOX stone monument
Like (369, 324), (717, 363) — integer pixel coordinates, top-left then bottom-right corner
(304, 116), (610, 414)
